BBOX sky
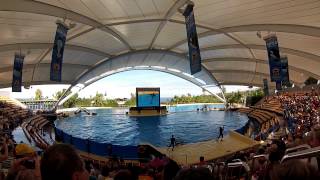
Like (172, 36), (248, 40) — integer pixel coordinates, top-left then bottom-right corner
(0, 70), (255, 99)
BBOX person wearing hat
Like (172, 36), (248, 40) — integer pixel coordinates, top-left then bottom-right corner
(6, 143), (41, 180)
(15, 143), (36, 158)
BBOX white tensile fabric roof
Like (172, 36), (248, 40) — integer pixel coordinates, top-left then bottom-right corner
(0, 0), (320, 92)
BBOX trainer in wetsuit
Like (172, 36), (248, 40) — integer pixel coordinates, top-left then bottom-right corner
(217, 126), (224, 141)
(170, 135), (176, 151)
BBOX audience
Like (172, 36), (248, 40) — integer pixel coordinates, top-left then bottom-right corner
(174, 167), (213, 180)
(6, 143), (41, 180)
(1, 88), (320, 180)
(40, 144), (89, 180)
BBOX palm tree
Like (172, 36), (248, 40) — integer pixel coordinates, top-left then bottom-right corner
(93, 92), (104, 106)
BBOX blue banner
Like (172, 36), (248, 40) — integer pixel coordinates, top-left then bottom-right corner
(263, 78), (269, 96)
(280, 56), (289, 84)
(50, 23), (68, 82)
(264, 35), (281, 82)
(12, 54), (24, 92)
(183, 4), (201, 75)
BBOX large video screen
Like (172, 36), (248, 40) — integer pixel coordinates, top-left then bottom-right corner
(136, 88), (160, 108)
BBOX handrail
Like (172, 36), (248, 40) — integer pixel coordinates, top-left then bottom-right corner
(226, 161), (250, 180)
(281, 146), (320, 163)
(231, 159), (242, 163)
(250, 154), (268, 176)
(227, 162), (244, 167)
(285, 144), (311, 154)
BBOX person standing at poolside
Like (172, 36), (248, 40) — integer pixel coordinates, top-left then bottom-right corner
(169, 135), (176, 151)
(217, 126), (224, 141)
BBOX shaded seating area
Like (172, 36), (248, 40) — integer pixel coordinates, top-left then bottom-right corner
(187, 144), (320, 180)
(237, 100), (282, 137)
(21, 115), (52, 149)
(0, 96), (31, 138)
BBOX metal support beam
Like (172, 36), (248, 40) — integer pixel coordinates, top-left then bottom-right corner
(55, 65), (225, 109)
(210, 69), (300, 85)
(149, 0), (189, 49)
(201, 44), (320, 63)
(203, 57), (320, 79)
(0, 63), (91, 73)
(168, 23), (320, 49)
(0, 43), (111, 57)
(0, 80), (72, 89)
(210, 69), (269, 77)
(0, 0), (132, 50)
(219, 81), (275, 87)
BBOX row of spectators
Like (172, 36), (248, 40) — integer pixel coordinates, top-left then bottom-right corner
(0, 100), (34, 179)
(1, 89), (320, 180)
(2, 139), (319, 180)
(0, 101), (31, 136)
(216, 89), (320, 179)
(21, 115), (53, 150)
(276, 90), (320, 148)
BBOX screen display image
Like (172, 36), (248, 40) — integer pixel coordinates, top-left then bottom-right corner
(136, 88), (160, 108)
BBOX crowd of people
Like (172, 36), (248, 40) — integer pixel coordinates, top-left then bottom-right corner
(276, 90), (320, 148)
(1, 88), (320, 180)
(0, 101), (30, 138)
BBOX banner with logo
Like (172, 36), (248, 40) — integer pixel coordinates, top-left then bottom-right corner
(183, 4), (201, 75)
(12, 54), (24, 92)
(50, 23), (68, 82)
(263, 78), (269, 96)
(280, 56), (289, 84)
(264, 35), (281, 82)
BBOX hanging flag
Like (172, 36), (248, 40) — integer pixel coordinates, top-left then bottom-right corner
(280, 56), (289, 84)
(12, 54), (24, 92)
(264, 34), (281, 82)
(183, 4), (201, 75)
(263, 78), (269, 96)
(50, 22), (68, 82)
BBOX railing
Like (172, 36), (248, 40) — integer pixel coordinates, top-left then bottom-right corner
(281, 146), (320, 163)
(285, 144), (311, 154)
(225, 161), (250, 180)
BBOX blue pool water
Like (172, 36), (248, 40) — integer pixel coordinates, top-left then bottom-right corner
(55, 104), (248, 147)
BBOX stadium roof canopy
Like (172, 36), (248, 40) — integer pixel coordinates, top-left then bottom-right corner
(0, 0), (320, 96)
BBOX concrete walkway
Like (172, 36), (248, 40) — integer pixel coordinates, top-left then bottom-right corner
(155, 131), (258, 165)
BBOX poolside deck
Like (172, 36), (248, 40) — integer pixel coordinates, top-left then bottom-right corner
(154, 131), (259, 165)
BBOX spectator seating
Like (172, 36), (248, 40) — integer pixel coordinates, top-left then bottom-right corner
(21, 115), (51, 149)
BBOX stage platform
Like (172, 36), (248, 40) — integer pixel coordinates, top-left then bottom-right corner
(153, 131), (259, 165)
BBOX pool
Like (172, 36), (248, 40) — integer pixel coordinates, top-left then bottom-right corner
(55, 104), (248, 147)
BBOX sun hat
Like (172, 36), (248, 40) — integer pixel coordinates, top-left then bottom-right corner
(15, 143), (35, 156)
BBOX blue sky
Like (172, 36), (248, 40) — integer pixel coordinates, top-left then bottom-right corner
(0, 70), (254, 99)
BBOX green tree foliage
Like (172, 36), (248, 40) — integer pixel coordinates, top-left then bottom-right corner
(170, 94), (220, 104)
(124, 93), (136, 107)
(63, 93), (79, 108)
(54, 89), (119, 108)
(225, 91), (243, 105)
(54, 88), (69, 100)
(246, 89), (264, 106)
(104, 99), (119, 107)
(92, 92), (105, 106)
(35, 89), (42, 100)
(54, 89), (74, 108)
